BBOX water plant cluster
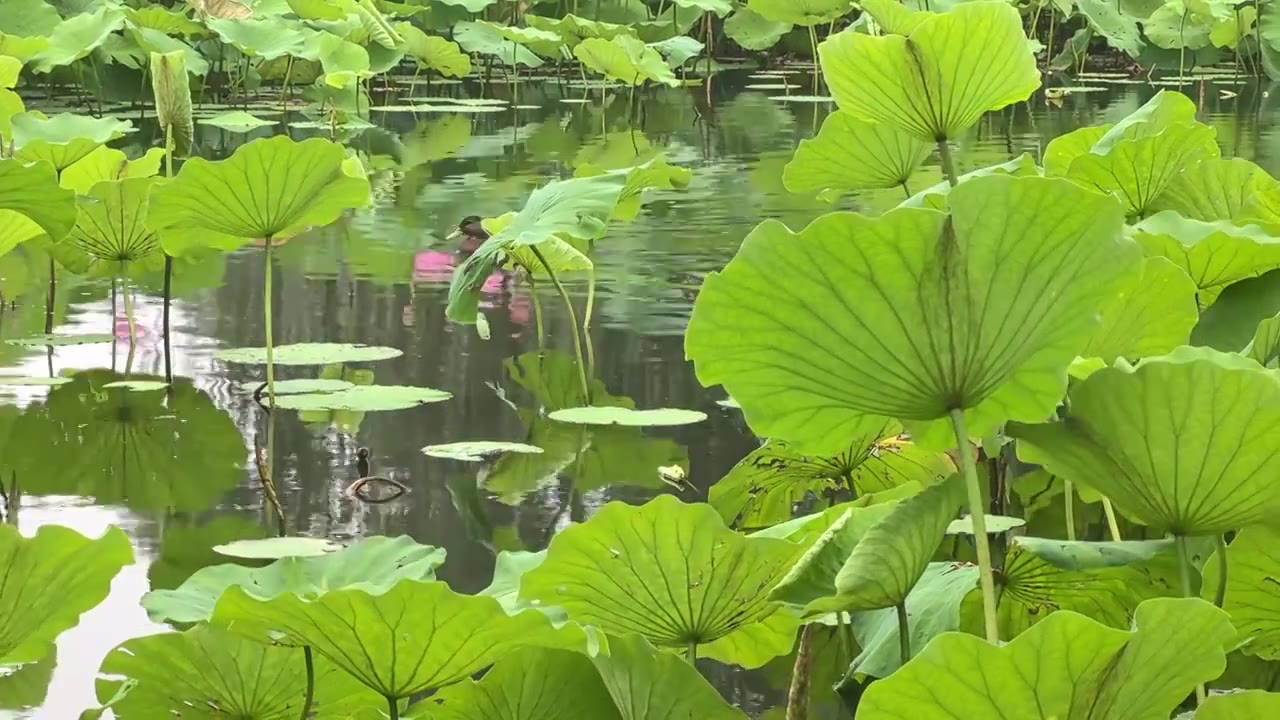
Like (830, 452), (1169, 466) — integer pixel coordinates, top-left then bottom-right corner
(6, 0), (1280, 719)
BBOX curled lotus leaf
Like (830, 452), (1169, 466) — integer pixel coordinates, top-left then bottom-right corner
(686, 174), (1139, 452)
(1009, 347), (1280, 536)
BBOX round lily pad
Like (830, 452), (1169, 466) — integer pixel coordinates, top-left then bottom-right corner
(745, 83), (791, 90)
(559, 98), (592, 104)
(547, 406), (708, 427)
(411, 104), (506, 114)
(946, 514), (1027, 535)
(214, 343), (403, 365)
(421, 441), (544, 462)
(0, 376), (72, 386)
(103, 381), (169, 392)
(767, 95), (834, 103)
(273, 385), (452, 412)
(5, 333), (114, 347)
(237, 379), (354, 395)
(445, 98), (509, 106)
(213, 537), (343, 559)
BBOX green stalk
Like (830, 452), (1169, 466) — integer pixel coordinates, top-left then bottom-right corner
(527, 275), (546, 352)
(808, 25), (821, 95)
(895, 601), (911, 665)
(387, 696), (398, 720)
(1063, 479), (1076, 541)
(44, 256), (55, 334)
(163, 126), (174, 385)
(122, 267), (137, 376)
(786, 625), (814, 720)
(530, 246), (589, 402)
(583, 265), (596, 378)
(1101, 497), (1122, 541)
(300, 647), (314, 720)
(937, 139), (959, 186)
(1213, 534), (1227, 608)
(264, 237), (276, 495)
(949, 409), (1000, 644)
(280, 56), (294, 114)
(1177, 535), (1208, 704)
(686, 639), (697, 664)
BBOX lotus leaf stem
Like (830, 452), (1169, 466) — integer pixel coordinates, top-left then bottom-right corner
(264, 236), (277, 498)
(300, 646), (314, 720)
(1063, 479), (1076, 541)
(1213, 534), (1227, 608)
(280, 56), (294, 114)
(44, 257), (55, 334)
(529, 245), (590, 402)
(808, 25), (821, 96)
(687, 639), (697, 664)
(1176, 535), (1208, 704)
(528, 275), (546, 352)
(1101, 497), (1122, 541)
(949, 408), (1000, 644)
(387, 695), (399, 720)
(122, 269), (137, 375)
(937, 139), (959, 187)
(786, 624), (814, 720)
(583, 265), (597, 378)
(895, 601), (911, 665)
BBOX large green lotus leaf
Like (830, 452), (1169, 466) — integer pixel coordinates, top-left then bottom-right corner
(520, 495), (797, 658)
(1145, 4), (1213, 50)
(3, 372), (244, 513)
(859, 0), (934, 34)
(429, 648), (621, 720)
(12, 112), (130, 171)
(396, 22), (470, 77)
(94, 624), (379, 719)
(783, 111), (932, 201)
(723, 5), (790, 50)
(526, 13), (636, 48)
(1065, 124), (1220, 218)
(126, 6), (208, 37)
(856, 597), (1234, 720)
(0, 33), (48, 62)
(1079, 256), (1199, 363)
(686, 174), (1139, 452)
(649, 35), (704, 68)
(1202, 525), (1280, 659)
(849, 561), (978, 678)
(297, 31), (370, 89)
(211, 579), (584, 701)
(591, 633), (746, 720)
(899, 154), (1040, 212)
(771, 474), (962, 615)
(27, 6), (125, 73)
(710, 430), (953, 530)
(748, 0), (854, 25)
(0, 57), (23, 140)
(57, 177), (164, 277)
(0, 644), (53, 713)
(206, 17), (308, 59)
(1148, 157), (1280, 222)
(0, 0), (60, 37)
(0, 524), (132, 665)
(1242, 309), (1280, 367)
(968, 536), (1177, 641)
(1197, 690), (1280, 718)
(1043, 125), (1111, 177)
(572, 154), (693, 222)
(1131, 212), (1280, 306)
(58, 146), (165, 196)
(148, 136), (370, 241)
(143, 535), (446, 624)
(0, 158), (76, 241)
(454, 20), (543, 67)
(496, 23), (565, 58)
(1077, 0), (1145, 56)
(574, 35), (678, 87)
(820, 2), (1039, 140)
(1009, 347), (1280, 535)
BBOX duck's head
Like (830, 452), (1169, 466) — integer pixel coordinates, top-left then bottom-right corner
(356, 447), (371, 478)
(447, 215), (489, 242)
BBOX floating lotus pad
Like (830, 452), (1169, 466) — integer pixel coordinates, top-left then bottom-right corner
(272, 385), (452, 412)
(197, 111), (275, 131)
(411, 104), (507, 113)
(102, 381), (169, 392)
(236, 378), (354, 395)
(422, 441), (544, 462)
(0, 376), (71, 386)
(5, 333), (114, 346)
(947, 514), (1027, 535)
(768, 95), (834, 103)
(213, 536), (343, 559)
(214, 342), (403, 365)
(547, 406), (708, 427)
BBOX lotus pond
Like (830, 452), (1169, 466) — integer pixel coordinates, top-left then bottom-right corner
(9, 1), (1280, 719)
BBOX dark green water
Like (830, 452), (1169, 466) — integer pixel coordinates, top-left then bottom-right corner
(0, 70), (1270, 717)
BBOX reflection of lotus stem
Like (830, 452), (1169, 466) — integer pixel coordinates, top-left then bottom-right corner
(528, 275), (546, 353)
(1101, 496), (1121, 540)
(530, 246), (590, 402)
(896, 601), (911, 665)
(1063, 479), (1075, 541)
(300, 647), (314, 720)
(122, 267), (137, 375)
(949, 408), (1000, 644)
(1176, 535), (1208, 704)
(808, 25), (821, 96)
(264, 236), (277, 504)
(937, 139), (959, 186)
(1213, 535), (1227, 608)
(786, 624), (814, 720)
(44, 256), (55, 334)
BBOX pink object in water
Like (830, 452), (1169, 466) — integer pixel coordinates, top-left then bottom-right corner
(413, 250), (506, 293)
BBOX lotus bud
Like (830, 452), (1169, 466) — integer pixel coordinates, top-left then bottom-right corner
(149, 51), (193, 160)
